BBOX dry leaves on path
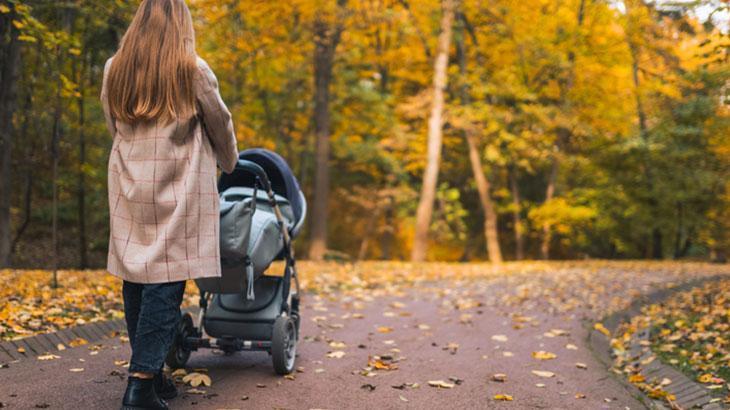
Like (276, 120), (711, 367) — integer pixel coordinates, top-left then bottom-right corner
(532, 351), (557, 360)
(183, 372), (212, 387)
(427, 380), (454, 389)
(614, 279), (730, 405)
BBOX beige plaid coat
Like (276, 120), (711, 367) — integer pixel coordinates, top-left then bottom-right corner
(103, 57), (238, 284)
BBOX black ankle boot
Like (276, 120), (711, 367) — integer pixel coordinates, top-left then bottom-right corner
(154, 371), (178, 400)
(121, 376), (168, 410)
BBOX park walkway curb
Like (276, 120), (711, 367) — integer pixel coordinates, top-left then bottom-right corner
(0, 319), (127, 363)
(588, 274), (729, 410)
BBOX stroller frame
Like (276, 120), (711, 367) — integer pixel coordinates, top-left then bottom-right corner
(166, 159), (302, 375)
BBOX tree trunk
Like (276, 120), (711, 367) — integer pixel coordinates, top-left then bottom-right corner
(509, 166), (525, 260)
(308, 11), (345, 261)
(51, 43), (63, 287)
(540, 156), (558, 260)
(76, 55), (88, 269)
(0, 3), (20, 268)
(411, 0), (455, 262)
(52, 6), (71, 285)
(357, 202), (383, 261)
(380, 196), (395, 260)
(456, 11), (502, 263)
(465, 133), (502, 263)
(629, 40), (663, 259)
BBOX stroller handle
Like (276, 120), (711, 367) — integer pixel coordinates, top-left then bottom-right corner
(235, 159), (272, 192)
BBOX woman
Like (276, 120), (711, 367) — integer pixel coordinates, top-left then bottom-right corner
(102, 0), (238, 409)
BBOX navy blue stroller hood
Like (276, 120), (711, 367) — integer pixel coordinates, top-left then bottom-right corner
(218, 148), (306, 237)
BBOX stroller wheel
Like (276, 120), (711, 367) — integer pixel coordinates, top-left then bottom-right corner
(271, 316), (297, 375)
(165, 313), (194, 369)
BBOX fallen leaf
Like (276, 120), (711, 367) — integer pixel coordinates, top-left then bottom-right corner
(628, 374), (645, 383)
(391, 382), (419, 390)
(326, 351), (346, 359)
(361, 383), (376, 391)
(565, 344), (578, 350)
(531, 370), (555, 378)
(532, 351), (557, 360)
(69, 338), (88, 347)
(171, 368), (188, 377)
(377, 326), (393, 333)
(493, 394), (513, 401)
(428, 380), (455, 389)
(594, 323), (611, 337)
(492, 373), (507, 382)
(448, 376), (463, 385)
(37, 354), (61, 361)
(575, 362), (587, 370)
(491, 335), (508, 342)
(444, 342), (459, 354)
(183, 372), (212, 387)
(69, 368), (84, 372)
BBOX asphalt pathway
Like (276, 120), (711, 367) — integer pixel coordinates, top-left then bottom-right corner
(0, 277), (646, 410)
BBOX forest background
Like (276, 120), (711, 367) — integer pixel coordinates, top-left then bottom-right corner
(0, 0), (728, 269)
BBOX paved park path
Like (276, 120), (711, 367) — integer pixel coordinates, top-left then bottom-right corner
(1, 263), (728, 409)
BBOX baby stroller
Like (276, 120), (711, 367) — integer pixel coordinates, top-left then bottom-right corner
(165, 148), (306, 375)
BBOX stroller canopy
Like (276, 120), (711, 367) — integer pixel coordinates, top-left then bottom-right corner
(218, 148), (306, 233)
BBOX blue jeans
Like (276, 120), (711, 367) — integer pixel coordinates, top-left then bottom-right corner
(122, 281), (186, 374)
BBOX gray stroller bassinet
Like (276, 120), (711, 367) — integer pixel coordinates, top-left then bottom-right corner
(165, 148), (306, 375)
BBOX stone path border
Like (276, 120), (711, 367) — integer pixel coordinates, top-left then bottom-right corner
(0, 319), (127, 363)
(588, 274), (729, 410)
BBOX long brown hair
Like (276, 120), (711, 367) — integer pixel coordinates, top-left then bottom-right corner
(107, 0), (197, 124)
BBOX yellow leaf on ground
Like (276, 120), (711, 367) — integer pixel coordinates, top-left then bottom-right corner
(494, 394), (514, 401)
(628, 374), (645, 383)
(183, 372), (212, 387)
(428, 380), (455, 389)
(532, 351), (557, 360)
(171, 368), (187, 377)
(594, 323), (611, 337)
(69, 338), (88, 347)
(326, 351), (346, 359)
(531, 370), (555, 378)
